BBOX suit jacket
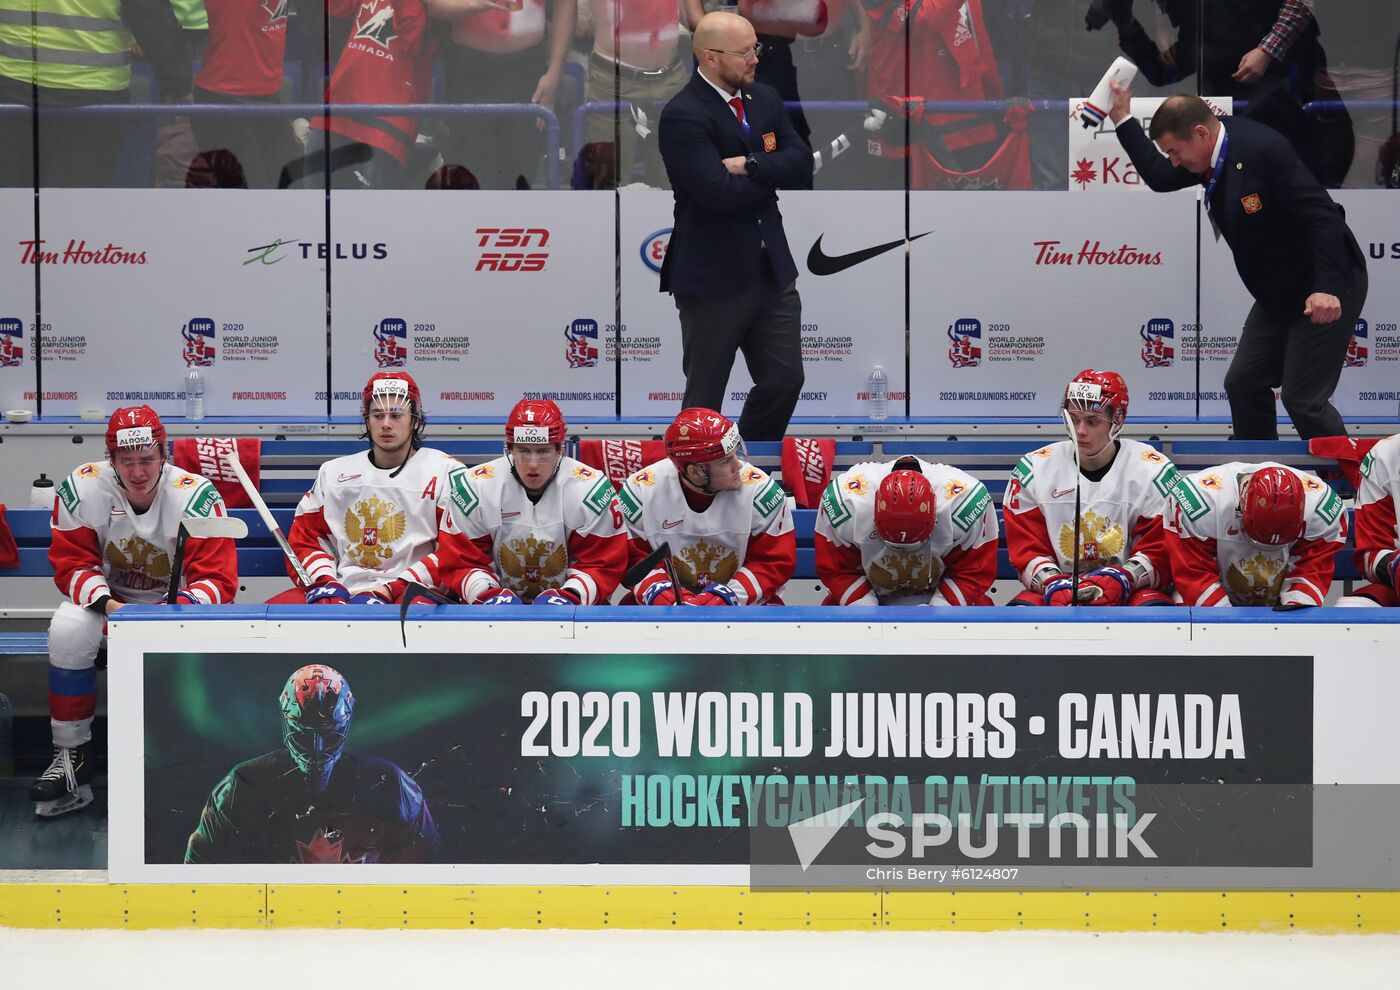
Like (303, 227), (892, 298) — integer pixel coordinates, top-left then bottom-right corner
(1117, 115), (1365, 322)
(658, 71), (813, 297)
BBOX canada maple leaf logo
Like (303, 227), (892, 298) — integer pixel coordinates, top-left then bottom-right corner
(1071, 158), (1097, 189)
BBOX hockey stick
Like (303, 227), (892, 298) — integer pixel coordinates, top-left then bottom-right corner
(1062, 410), (1084, 606)
(167, 515), (249, 602)
(225, 451), (313, 588)
(623, 541), (683, 606)
(398, 580), (454, 648)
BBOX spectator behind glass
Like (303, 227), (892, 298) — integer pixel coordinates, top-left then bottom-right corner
(184, 147), (250, 187)
(0, 0), (191, 187)
(301, 0), (435, 188)
(191, 0), (302, 188)
(860, 0), (1031, 189)
(578, 0), (687, 189)
(428, 0), (579, 189)
(1096, 0), (1354, 187)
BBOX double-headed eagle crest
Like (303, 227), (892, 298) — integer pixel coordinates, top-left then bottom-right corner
(345, 496), (405, 570)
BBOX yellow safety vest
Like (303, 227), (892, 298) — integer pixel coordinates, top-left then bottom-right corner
(0, 0), (133, 92)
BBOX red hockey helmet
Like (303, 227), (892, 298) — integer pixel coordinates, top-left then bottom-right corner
(1240, 466), (1307, 547)
(505, 399), (567, 446)
(665, 408), (742, 467)
(362, 371), (422, 418)
(874, 469), (936, 548)
(1063, 369), (1129, 436)
(105, 405), (167, 460)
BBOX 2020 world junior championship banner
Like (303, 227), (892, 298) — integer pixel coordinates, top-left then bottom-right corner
(141, 649), (1312, 880)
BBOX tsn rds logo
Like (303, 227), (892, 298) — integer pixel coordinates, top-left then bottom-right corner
(475, 227), (549, 272)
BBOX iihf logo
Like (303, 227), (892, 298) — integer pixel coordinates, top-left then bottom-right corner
(182, 318), (216, 367)
(947, 318), (982, 368)
(374, 318), (408, 368)
(0, 318), (23, 368)
(565, 318), (599, 368)
(1346, 318), (1368, 368)
(1140, 318), (1174, 368)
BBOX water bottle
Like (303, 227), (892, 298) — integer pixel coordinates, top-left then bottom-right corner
(867, 365), (889, 421)
(0, 693), (12, 780)
(30, 472), (55, 509)
(185, 368), (205, 421)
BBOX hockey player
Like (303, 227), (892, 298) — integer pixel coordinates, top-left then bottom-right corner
(37, 406), (237, 817)
(271, 372), (460, 604)
(437, 400), (627, 605)
(1004, 370), (1176, 606)
(1165, 463), (1346, 608)
(620, 407), (795, 606)
(815, 456), (998, 605)
(185, 664), (438, 863)
(1341, 434), (1400, 606)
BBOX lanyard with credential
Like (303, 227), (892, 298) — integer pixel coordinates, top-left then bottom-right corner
(1201, 128), (1228, 213)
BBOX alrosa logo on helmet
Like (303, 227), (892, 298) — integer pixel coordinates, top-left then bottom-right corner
(116, 427), (155, 448)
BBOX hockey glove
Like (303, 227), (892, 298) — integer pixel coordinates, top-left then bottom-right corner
(690, 582), (739, 606)
(1042, 576), (1076, 607)
(1385, 553), (1400, 593)
(478, 589), (524, 606)
(1081, 566), (1134, 606)
(533, 589), (578, 606)
(640, 580), (678, 606)
(157, 589), (200, 605)
(348, 592), (389, 605)
(305, 582), (351, 605)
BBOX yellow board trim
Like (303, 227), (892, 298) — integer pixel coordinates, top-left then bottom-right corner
(3, 886), (1400, 933)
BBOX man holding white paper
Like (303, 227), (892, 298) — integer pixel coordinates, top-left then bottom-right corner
(1108, 83), (1367, 441)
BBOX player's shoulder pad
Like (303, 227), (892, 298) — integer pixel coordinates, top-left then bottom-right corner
(1361, 434), (1400, 481)
(56, 462), (108, 516)
(1013, 445), (1056, 488)
(446, 463), (481, 519)
(616, 466), (656, 526)
(743, 465), (785, 519)
(563, 460), (618, 517)
(172, 470), (222, 518)
(1168, 468), (1217, 524)
(1122, 441), (1182, 501)
(938, 474), (993, 533)
(1301, 472), (1344, 529)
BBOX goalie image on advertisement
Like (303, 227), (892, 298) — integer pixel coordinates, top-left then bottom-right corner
(182, 664), (439, 864)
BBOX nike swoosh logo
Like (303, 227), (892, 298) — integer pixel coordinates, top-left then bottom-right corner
(662, 518), (684, 529)
(337, 473), (362, 483)
(807, 231), (931, 276)
(502, 511), (521, 519)
(1226, 526), (1239, 535)
(1052, 487), (1076, 498)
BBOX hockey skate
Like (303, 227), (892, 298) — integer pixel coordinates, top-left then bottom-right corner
(29, 746), (94, 817)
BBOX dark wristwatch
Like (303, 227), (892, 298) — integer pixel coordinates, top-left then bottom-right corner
(744, 155), (759, 179)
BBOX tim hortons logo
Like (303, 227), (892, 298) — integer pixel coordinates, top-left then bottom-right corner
(475, 228), (549, 272)
(1034, 240), (1162, 266)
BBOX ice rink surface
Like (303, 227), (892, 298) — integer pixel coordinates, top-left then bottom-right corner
(5, 928), (1400, 988)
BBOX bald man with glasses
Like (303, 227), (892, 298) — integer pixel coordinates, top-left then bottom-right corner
(657, 11), (813, 442)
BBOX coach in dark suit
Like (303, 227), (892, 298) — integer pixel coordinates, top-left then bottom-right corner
(658, 11), (814, 441)
(1109, 85), (1367, 440)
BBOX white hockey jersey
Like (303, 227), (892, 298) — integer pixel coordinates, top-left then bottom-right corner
(288, 447), (460, 594)
(437, 455), (627, 604)
(814, 459), (998, 605)
(50, 461), (237, 605)
(1004, 439), (1177, 592)
(618, 459), (796, 605)
(1164, 461), (1345, 607)
(1354, 435), (1400, 587)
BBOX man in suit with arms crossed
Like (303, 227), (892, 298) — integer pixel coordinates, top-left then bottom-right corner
(1108, 83), (1367, 441)
(659, 11), (814, 442)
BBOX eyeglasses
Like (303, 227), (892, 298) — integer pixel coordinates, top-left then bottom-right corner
(706, 43), (763, 61)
